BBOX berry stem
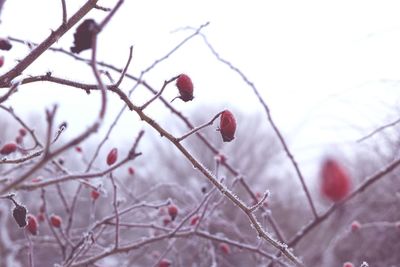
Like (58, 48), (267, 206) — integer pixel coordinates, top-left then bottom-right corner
(176, 111), (223, 142)
(140, 75), (180, 110)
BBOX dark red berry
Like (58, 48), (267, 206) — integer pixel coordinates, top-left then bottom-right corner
(159, 259), (171, 267)
(106, 148), (118, 166)
(71, 19), (98, 54)
(50, 215), (62, 228)
(0, 38), (12, 51)
(91, 190), (100, 201)
(190, 215), (200, 226)
(13, 205), (27, 228)
(26, 214), (38, 235)
(128, 167), (135, 175)
(219, 110), (236, 142)
(0, 142), (18, 155)
(167, 205), (178, 221)
(320, 158), (351, 202)
(219, 243), (230, 254)
(176, 74), (194, 102)
(75, 146), (82, 153)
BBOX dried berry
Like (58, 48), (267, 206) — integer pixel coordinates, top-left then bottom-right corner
(26, 214), (38, 235)
(159, 259), (171, 267)
(106, 148), (118, 166)
(219, 110), (236, 142)
(320, 158), (351, 202)
(128, 167), (135, 175)
(219, 243), (230, 254)
(0, 142), (18, 155)
(50, 215), (62, 228)
(0, 38), (12, 50)
(175, 74), (194, 102)
(70, 19), (98, 54)
(167, 205), (178, 221)
(13, 205), (27, 227)
(91, 190), (100, 201)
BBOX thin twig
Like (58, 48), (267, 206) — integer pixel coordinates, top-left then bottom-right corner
(114, 46), (133, 87)
(60, 0), (67, 24)
(357, 117), (400, 142)
(140, 75), (179, 110)
(176, 111), (223, 142)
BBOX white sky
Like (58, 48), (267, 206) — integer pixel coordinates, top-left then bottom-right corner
(1, 0), (400, 180)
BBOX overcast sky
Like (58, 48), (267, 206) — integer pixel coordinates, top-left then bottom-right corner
(1, 0), (400, 180)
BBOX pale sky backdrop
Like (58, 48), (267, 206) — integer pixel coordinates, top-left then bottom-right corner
(1, 0), (400, 185)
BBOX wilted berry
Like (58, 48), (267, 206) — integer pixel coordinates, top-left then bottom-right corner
(320, 158), (351, 202)
(91, 190), (100, 201)
(159, 259), (171, 267)
(70, 19), (98, 54)
(50, 215), (62, 228)
(0, 38), (12, 50)
(106, 148), (118, 166)
(219, 110), (236, 142)
(128, 167), (135, 175)
(175, 74), (194, 102)
(167, 205), (178, 221)
(219, 243), (231, 254)
(13, 205), (27, 228)
(26, 214), (38, 235)
(0, 142), (17, 155)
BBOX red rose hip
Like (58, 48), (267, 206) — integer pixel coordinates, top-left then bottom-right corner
(320, 158), (351, 202)
(50, 215), (62, 228)
(219, 110), (236, 142)
(0, 142), (17, 155)
(167, 205), (178, 221)
(26, 214), (38, 235)
(106, 148), (118, 166)
(176, 74), (194, 102)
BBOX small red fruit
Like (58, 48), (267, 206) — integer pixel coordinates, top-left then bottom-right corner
(50, 215), (62, 228)
(128, 167), (135, 175)
(190, 215), (200, 226)
(19, 128), (27, 137)
(0, 142), (17, 155)
(176, 74), (194, 102)
(167, 205), (178, 221)
(219, 110), (236, 142)
(343, 262), (354, 267)
(162, 217), (171, 226)
(0, 55), (4, 67)
(15, 136), (23, 144)
(75, 146), (82, 153)
(159, 259), (171, 267)
(219, 243), (230, 254)
(320, 158), (351, 202)
(106, 148), (118, 166)
(26, 214), (38, 235)
(351, 220), (361, 232)
(91, 190), (100, 201)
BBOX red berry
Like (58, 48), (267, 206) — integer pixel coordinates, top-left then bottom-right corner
(50, 215), (62, 228)
(0, 38), (12, 50)
(128, 167), (135, 175)
(0, 55), (4, 67)
(106, 148), (118, 166)
(75, 146), (82, 153)
(351, 221), (361, 232)
(320, 158), (351, 202)
(219, 243), (230, 254)
(219, 110), (236, 142)
(26, 214), (38, 235)
(37, 213), (45, 222)
(343, 262), (354, 267)
(162, 217), (171, 226)
(91, 190), (100, 201)
(176, 74), (194, 102)
(190, 215), (200, 226)
(159, 259), (171, 267)
(167, 205), (178, 221)
(19, 128), (27, 137)
(0, 142), (17, 155)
